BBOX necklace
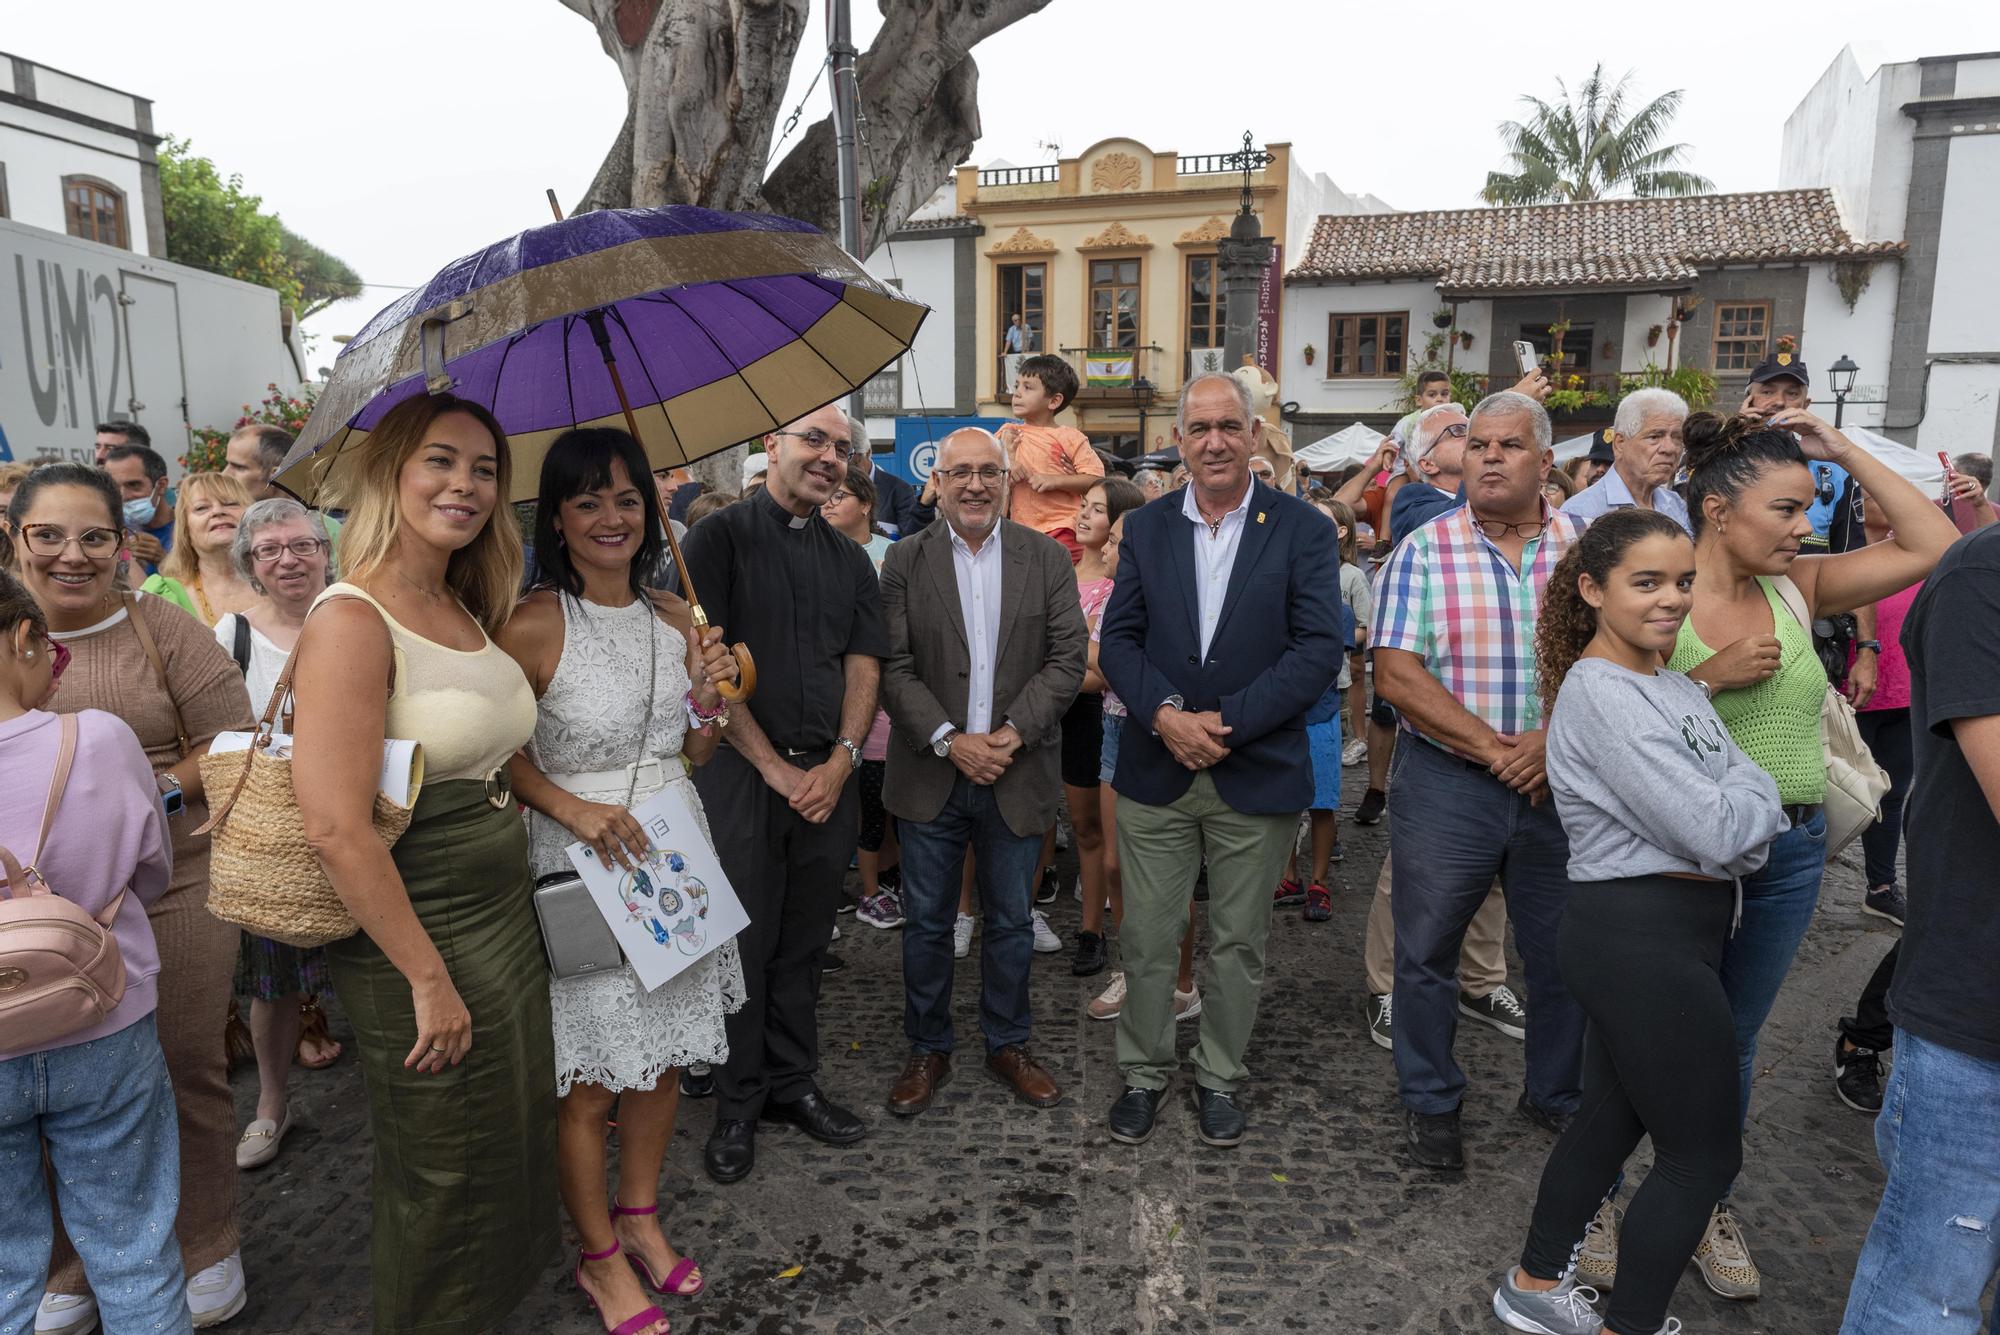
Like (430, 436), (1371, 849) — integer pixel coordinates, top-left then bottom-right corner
(393, 567), (448, 601)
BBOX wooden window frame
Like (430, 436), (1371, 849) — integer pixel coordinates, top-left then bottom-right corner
(995, 260), (1048, 357)
(1086, 255), (1144, 352)
(1323, 310), (1408, 379)
(1711, 301), (1771, 373)
(1183, 253), (1223, 364)
(62, 174), (129, 249)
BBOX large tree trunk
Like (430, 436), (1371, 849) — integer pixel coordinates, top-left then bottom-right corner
(561, 0), (1050, 490)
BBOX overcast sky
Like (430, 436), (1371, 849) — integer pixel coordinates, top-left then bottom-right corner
(8, 0), (1986, 367)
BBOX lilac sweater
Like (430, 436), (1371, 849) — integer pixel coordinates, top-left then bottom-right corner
(0, 708), (173, 1060)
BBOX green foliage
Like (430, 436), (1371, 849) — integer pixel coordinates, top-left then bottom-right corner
(1482, 65), (1713, 205)
(158, 138), (361, 316)
(1618, 363), (1716, 410)
(184, 383), (319, 474)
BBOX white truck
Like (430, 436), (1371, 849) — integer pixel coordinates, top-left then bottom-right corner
(1, 216), (308, 478)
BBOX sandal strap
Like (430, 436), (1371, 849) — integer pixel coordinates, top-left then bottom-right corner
(610, 1308), (667, 1335)
(579, 1239), (623, 1263)
(611, 1200), (659, 1218)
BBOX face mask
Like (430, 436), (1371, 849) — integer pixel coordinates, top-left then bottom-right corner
(123, 495), (157, 528)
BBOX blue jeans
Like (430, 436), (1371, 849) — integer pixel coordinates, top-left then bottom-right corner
(898, 776), (1042, 1055)
(1387, 739), (1583, 1116)
(0, 1014), (190, 1335)
(1840, 1030), (2000, 1334)
(1721, 810), (1828, 1124)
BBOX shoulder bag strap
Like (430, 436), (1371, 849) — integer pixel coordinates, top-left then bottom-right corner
(125, 592), (193, 759)
(34, 713), (79, 860)
(230, 614), (252, 675)
(194, 593), (396, 837)
(1768, 574), (1812, 636)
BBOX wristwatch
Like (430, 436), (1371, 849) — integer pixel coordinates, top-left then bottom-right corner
(1855, 640), (1882, 654)
(1696, 678), (1715, 702)
(834, 736), (863, 770)
(1159, 693), (1187, 715)
(156, 771), (185, 818)
(933, 728), (960, 759)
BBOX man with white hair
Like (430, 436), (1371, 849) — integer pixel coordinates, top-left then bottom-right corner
(1372, 390), (1585, 1171)
(877, 427), (1087, 1117)
(1386, 404), (1473, 547)
(1563, 388), (1691, 533)
(1132, 468), (1171, 501)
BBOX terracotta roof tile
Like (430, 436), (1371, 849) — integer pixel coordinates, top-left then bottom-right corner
(1286, 189), (1903, 290)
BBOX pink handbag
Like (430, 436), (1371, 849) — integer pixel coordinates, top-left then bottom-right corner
(0, 714), (129, 1051)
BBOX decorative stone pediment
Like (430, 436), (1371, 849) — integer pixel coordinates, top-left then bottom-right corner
(985, 226), (1057, 257)
(1176, 216), (1230, 248)
(1090, 151), (1143, 192)
(1077, 221), (1153, 252)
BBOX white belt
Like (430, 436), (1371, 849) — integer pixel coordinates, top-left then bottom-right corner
(547, 757), (671, 796)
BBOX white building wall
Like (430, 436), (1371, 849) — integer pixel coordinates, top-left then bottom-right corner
(1800, 260), (1899, 430)
(1620, 294), (1677, 372)
(1955, 57), (2000, 97)
(865, 233), (956, 415)
(0, 106), (152, 253)
(1283, 279), (1444, 417)
(33, 68), (142, 129)
(1918, 132), (2000, 456)
(1778, 49), (1920, 243)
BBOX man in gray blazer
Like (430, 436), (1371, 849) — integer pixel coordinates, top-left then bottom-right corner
(879, 427), (1088, 1116)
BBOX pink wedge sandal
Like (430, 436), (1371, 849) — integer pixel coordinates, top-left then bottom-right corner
(611, 1201), (705, 1297)
(575, 1239), (669, 1335)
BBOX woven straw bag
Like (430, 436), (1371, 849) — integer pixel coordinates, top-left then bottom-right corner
(1770, 576), (1892, 856)
(196, 599), (413, 948)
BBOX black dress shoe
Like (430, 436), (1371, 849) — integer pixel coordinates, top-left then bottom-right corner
(1403, 1106), (1464, 1170)
(1191, 1086), (1246, 1147)
(705, 1118), (755, 1183)
(1071, 931), (1108, 977)
(679, 1064), (715, 1098)
(1107, 1085), (1166, 1144)
(762, 1088), (867, 1145)
(1517, 1091), (1574, 1136)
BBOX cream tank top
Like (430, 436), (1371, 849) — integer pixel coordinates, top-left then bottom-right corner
(312, 582), (537, 783)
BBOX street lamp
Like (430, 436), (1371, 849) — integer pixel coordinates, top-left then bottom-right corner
(1829, 354), (1860, 427)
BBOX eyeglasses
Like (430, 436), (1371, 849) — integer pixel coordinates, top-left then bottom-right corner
(1473, 518), (1547, 541)
(826, 490), (855, 505)
(43, 635), (70, 688)
(20, 526), (120, 559)
(772, 429), (853, 462)
(1433, 422), (1470, 439)
(934, 466), (1007, 485)
(248, 537), (329, 564)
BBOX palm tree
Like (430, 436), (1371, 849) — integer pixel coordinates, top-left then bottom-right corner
(1481, 65), (1714, 205)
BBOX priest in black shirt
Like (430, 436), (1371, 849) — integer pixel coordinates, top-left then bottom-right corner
(683, 402), (888, 1184)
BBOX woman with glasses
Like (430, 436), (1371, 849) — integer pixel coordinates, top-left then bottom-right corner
(7, 463), (255, 1332)
(0, 567), (189, 1335)
(140, 472), (258, 626)
(210, 499), (341, 1170)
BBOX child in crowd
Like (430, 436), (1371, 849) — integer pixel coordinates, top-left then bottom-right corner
(1278, 497), (1365, 919)
(999, 354), (1103, 561)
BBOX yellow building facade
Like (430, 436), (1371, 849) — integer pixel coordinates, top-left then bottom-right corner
(957, 138), (1291, 459)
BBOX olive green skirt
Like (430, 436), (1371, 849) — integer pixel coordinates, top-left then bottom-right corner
(328, 780), (558, 1335)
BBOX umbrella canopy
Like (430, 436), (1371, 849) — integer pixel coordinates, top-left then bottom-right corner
(1294, 422), (1384, 472)
(1841, 427), (1945, 492)
(1553, 431), (1601, 464)
(278, 206), (929, 505)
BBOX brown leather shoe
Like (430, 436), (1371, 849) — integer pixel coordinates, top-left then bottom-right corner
(985, 1045), (1061, 1108)
(887, 1051), (951, 1116)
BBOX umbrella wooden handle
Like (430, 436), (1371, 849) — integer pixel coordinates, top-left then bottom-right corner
(718, 643), (756, 704)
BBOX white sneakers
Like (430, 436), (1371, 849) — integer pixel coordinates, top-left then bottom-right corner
(37, 1250), (245, 1333)
(34, 1294), (97, 1335)
(1085, 974), (1201, 1022)
(188, 1251), (247, 1328)
(952, 912), (975, 959)
(235, 1105), (291, 1170)
(1030, 910), (1063, 954)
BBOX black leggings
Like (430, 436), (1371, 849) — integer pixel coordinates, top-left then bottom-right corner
(1520, 875), (1743, 1334)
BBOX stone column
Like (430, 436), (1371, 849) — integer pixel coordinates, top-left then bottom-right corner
(1217, 210), (1273, 375)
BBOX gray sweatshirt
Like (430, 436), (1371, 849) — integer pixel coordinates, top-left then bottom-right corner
(1547, 658), (1788, 882)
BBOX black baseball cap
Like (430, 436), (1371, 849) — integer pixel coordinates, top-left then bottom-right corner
(1747, 352), (1809, 387)
(1586, 429), (1616, 463)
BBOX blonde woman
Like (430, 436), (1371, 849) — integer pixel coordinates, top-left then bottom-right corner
(290, 393), (555, 1335)
(141, 472), (258, 624)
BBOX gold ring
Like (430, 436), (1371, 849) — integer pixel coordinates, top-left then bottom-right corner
(430, 1044), (448, 1053)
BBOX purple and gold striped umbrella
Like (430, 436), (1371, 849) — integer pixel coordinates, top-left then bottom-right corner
(277, 205), (928, 505)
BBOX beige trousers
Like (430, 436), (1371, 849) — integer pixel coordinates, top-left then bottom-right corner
(1363, 852), (1509, 997)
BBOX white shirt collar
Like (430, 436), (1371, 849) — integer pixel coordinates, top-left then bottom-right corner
(1180, 480), (1256, 528)
(946, 521), (1002, 559)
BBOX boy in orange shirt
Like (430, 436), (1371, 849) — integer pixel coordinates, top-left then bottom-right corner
(998, 353), (1103, 561)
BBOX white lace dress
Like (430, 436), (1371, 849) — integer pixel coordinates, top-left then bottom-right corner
(525, 593), (746, 1096)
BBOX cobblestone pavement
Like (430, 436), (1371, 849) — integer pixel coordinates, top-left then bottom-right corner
(231, 763), (1898, 1334)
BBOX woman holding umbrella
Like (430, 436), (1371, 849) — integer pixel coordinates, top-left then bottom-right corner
(290, 393), (555, 1335)
(500, 427), (743, 1335)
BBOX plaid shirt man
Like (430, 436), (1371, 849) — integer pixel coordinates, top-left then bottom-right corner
(1371, 504), (1580, 758)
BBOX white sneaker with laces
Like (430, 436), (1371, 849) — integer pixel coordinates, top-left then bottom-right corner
(1174, 985), (1203, 1021)
(1031, 910), (1062, 953)
(34, 1294), (97, 1335)
(187, 1251), (247, 1327)
(1342, 737), (1367, 767)
(1576, 1197), (1620, 1290)
(1087, 971), (1126, 1020)
(952, 912), (975, 959)
(1693, 1206), (1760, 1299)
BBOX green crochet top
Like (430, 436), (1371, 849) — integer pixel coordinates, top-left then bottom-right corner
(1668, 577), (1826, 804)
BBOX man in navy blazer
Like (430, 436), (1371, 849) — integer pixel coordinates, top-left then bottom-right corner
(1098, 372), (1342, 1148)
